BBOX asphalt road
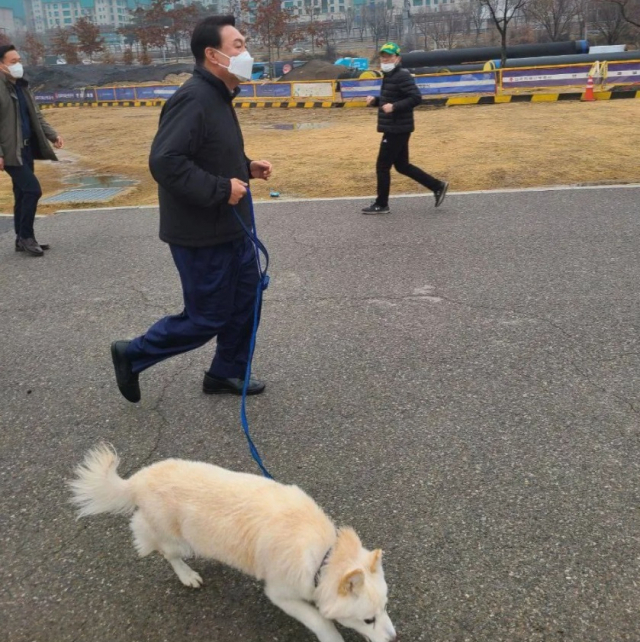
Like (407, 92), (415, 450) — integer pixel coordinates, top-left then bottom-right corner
(1, 187), (639, 642)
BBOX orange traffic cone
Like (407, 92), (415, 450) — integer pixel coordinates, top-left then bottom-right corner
(583, 75), (595, 101)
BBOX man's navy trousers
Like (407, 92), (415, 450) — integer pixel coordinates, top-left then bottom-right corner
(126, 236), (260, 378)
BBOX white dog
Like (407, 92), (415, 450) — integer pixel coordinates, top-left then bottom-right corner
(69, 444), (397, 642)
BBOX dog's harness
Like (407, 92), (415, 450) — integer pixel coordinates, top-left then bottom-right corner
(314, 547), (333, 588)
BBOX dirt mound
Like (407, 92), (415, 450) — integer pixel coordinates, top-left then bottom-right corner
(280, 59), (359, 81)
(26, 63), (193, 92)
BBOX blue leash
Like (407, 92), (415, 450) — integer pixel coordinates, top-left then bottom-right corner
(233, 190), (273, 479)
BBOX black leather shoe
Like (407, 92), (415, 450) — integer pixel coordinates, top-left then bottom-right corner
(17, 237), (44, 256)
(111, 340), (141, 403)
(203, 372), (266, 396)
(16, 240), (50, 251)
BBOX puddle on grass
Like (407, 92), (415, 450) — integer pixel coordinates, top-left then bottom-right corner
(261, 122), (330, 131)
(41, 173), (138, 205)
(63, 175), (137, 188)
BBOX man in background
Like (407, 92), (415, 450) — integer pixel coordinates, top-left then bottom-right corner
(363, 42), (448, 215)
(0, 44), (64, 256)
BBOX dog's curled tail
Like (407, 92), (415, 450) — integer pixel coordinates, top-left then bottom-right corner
(69, 443), (135, 518)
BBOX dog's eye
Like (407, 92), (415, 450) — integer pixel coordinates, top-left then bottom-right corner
(364, 617), (376, 625)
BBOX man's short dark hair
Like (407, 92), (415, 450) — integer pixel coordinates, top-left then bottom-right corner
(191, 15), (235, 64)
(0, 45), (17, 61)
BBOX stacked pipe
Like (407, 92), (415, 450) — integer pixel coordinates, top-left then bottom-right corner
(400, 41), (589, 70)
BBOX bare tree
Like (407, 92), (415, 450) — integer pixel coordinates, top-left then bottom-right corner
(363, 2), (395, 51)
(242, 0), (297, 64)
(460, 0), (488, 43)
(344, 6), (356, 38)
(602, 0), (640, 27)
(525, 0), (577, 40)
(591, 0), (632, 42)
(412, 8), (433, 49)
(73, 17), (104, 61)
(23, 32), (46, 65)
(574, 0), (592, 39)
(480, 0), (531, 67)
(433, 11), (466, 49)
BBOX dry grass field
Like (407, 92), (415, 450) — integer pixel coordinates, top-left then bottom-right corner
(1, 99), (639, 214)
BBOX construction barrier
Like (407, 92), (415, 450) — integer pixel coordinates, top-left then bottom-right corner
(34, 60), (640, 107)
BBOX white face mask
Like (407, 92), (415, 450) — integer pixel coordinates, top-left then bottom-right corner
(381, 62), (396, 73)
(7, 62), (24, 79)
(214, 49), (254, 82)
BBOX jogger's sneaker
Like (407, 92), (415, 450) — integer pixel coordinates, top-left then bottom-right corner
(361, 203), (390, 214)
(434, 181), (449, 208)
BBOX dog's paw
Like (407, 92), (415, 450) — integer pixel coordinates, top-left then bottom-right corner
(179, 569), (204, 588)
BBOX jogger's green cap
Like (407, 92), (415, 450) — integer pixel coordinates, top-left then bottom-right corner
(379, 42), (401, 55)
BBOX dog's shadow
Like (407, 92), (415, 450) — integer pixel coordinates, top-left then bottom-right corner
(146, 557), (361, 641)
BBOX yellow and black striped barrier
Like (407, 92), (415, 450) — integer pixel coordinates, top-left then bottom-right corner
(435, 90), (640, 106)
(40, 100), (165, 108)
(39, 89), (640, 110)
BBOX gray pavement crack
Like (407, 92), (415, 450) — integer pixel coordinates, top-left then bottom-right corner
(437, 294), (639, 420)
(128, 284), (171, 314)
(5, 360), (194, 592)
(271, 289), (638, 418)
(559, 353), (638, 418)
(124, 359), (193, 475)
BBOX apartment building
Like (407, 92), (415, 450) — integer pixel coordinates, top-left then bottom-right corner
(24, 0), (146, 33)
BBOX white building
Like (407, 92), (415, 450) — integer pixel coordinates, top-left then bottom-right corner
(25, 0), (142, 33)
(0, 6), (18, 34)
(284, 0), (458, 21)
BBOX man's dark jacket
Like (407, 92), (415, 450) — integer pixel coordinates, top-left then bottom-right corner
(149, 66), (253, 247)
(0, 74), (58, 166)
(371, 66), (422, 134)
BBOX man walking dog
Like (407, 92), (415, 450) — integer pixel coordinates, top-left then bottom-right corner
(363, 42), (448, 215)
(111, 15), (273, 403)
(0, 44), (64, 255)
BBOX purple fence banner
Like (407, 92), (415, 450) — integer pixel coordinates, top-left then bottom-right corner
(114, 87), (136, 100)
(150, 85), (179, 99)
(606, 61), (640, 84)
(502, 65), (591, 88)
(415, 72), (495, 95)
(53, 90), (76, 101)
(254, 83), (292, 98)
(237, 84), (256, 98)
(96, 87), (117, 101)
(339, 79), (381, 99)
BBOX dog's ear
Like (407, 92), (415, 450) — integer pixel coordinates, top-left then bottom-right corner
(370, 549), (383, 573)
(338, 569), (365, 596)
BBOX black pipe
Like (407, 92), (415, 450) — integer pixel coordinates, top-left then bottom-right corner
(498, 50), (640, 68)
(400, 40), (588, 69)
(410, 64), (486, 75)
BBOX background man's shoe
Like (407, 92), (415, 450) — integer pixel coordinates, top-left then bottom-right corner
(361, 203), (390, 214)
(111, 340), (140, 403)
(16, 240), (50, 251)
(17, 237), (44, 256)
(434, 181), (449, 208)
(203, 372), (266, 396)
